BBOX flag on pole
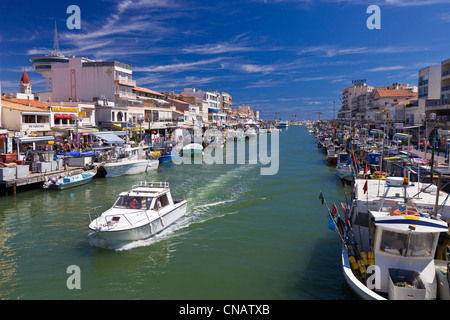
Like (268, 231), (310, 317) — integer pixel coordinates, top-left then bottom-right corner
(363, 180), (368, 194)
(328, 216), (336, 231)
(364, 164), (368, 175)
(318, 191), (324, 204)
(331, 203), (338, 217)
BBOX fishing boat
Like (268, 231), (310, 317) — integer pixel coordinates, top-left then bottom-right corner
(158, 143), (181, 163)
(182, 143), (203, 156)
(323, 177), (450, 300)
(98, 144), (159, 177)
(326, 144), (339, 164)
(88, 181), (187, 241)
(336, 153), (353, 182)
(43, 168), (97, 190)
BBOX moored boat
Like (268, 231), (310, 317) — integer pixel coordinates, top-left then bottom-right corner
(322, 177), (450, 300)
(158, 144), (181, 163)
(43, 168), (97, 190)
(336, 153), (353, 182)
(277, 121), (288, 129)
(98, 144), (159, 177)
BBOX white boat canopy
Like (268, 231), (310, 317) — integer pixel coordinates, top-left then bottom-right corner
(92, 132), (125, 144)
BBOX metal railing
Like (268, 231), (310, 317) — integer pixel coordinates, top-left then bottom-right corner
(132, 181), (169, 189)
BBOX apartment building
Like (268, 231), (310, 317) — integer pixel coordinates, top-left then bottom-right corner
(424, 58), (450, 128)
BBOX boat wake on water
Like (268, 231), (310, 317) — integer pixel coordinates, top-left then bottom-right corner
(89, 165), (256, 251)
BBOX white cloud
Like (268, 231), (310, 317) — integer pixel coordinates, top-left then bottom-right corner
(133, 58), (225, 73)
(440, 12), (450, 22)
(365, 65), (406, 72)
(245, 79), (283, 88)
(294, 75), (345, 81)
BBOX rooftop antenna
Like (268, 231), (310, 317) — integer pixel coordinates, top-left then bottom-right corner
(50, 21), (62, 57)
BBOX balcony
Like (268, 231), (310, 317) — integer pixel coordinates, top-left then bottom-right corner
(115, 76), (136, 87)
(443, 70), (450, 79)
(425, 99), (450, 111)
(115, 90), (137, 101)
(436, 115), (450, 123)
(442, 85), (450, 92)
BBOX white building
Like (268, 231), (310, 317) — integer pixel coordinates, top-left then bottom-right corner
(418, 66), (442, 100)
(182, 88), (222, 124)
(35, 56), (142, 130)
(340, 81), (373, 120)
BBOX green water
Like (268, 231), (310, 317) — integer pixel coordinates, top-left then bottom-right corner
(0, 126), (357, 300)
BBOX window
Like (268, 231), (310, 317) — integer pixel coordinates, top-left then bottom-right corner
(380, 230), (408, 256)
(407, 233), (435, 257)
(22, 115), (36, 123)
(379, 230), (436, 257)
(153, 194), (169, 210)
(37, 115), (49, 123)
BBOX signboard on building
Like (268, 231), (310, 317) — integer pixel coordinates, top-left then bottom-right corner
(52, 106), (78, 112)
(352, 79), (367, 86)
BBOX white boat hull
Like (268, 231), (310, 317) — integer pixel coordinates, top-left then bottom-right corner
(90, 201), (187, 241)
(341, 245), (385, 300)
(102, 159), (159, 177)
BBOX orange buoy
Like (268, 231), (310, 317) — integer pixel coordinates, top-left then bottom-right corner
(391, 209), (420, 217)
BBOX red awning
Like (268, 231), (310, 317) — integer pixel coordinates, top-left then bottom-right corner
(54, 114), (62, 119)
(62, 114), (71, 119)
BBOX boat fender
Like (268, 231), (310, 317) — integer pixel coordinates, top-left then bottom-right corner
(358, 261), (367, 280)
(391, 209), (420, 217)
(360, 252), (369, 266)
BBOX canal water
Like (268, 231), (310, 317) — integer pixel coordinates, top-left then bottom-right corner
(0, 126), (358, 300)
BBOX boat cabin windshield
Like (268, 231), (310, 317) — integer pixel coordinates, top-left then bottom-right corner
(379, 230), (436, 257)
(113, 193), (170, 210)
(114, 195), (150, 209)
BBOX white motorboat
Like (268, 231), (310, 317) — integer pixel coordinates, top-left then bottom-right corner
(88, 181), (187, 241)
(335, 177), (450, 300)
(277, 121), (288, 129)
(98, 144), (159, 177)
(43, 168), (97, 190)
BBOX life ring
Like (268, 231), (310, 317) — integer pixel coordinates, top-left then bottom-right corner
(391, 209), (420, 217)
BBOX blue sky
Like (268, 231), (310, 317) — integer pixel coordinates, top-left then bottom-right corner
(1, 0), (450, 120)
